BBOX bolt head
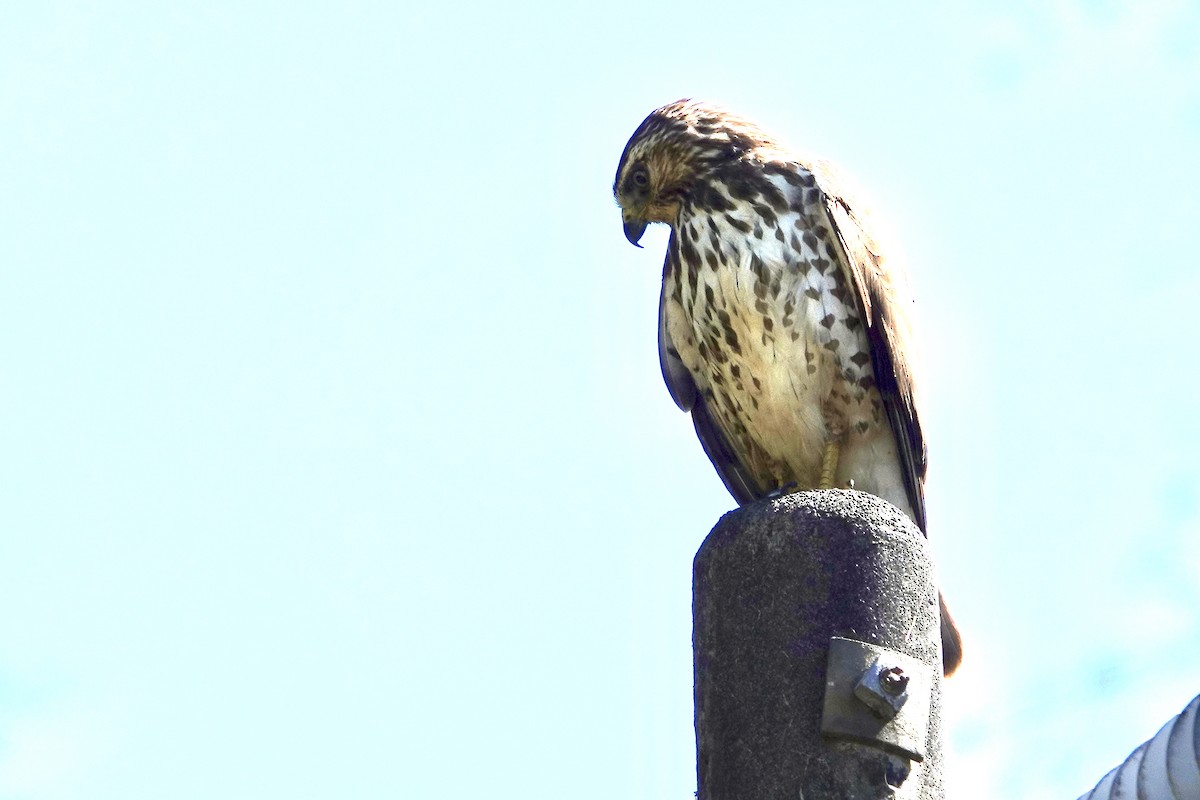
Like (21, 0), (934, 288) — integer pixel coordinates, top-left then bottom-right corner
(880, 666), (909, 696)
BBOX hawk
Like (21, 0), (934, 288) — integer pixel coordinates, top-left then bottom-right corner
(614, 99), (962, 676)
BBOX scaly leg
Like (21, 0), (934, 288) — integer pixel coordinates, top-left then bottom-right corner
(818, 441), (841, 490)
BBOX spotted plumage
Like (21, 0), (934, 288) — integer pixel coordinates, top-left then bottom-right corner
(614, 99), (962, 676)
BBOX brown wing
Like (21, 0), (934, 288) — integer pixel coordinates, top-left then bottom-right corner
(811, 160), (929, 533)
(658, 245), (765, 505)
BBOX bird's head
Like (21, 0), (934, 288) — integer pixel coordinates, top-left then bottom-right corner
(613, 99), (777, 247)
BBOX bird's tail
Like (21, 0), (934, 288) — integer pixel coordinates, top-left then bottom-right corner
(939, 592), (963, 677)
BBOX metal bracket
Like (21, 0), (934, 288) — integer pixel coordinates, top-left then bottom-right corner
(821, 637), (933, 762)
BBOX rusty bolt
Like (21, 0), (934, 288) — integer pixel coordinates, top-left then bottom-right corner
(880, 666), (909, 696)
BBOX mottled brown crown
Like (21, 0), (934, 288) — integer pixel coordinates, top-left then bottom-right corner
(614, 100), (783, 224)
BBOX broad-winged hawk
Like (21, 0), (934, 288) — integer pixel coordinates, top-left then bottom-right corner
(613, 99), (962, 676)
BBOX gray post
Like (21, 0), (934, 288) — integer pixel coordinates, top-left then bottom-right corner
(693, 490), (946, 800)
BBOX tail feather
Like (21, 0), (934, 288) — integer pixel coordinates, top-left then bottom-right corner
(939, 592), (963, 677)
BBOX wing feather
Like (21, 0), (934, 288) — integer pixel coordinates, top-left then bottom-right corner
(810, 160), (928, 532)
(658, 257), (696, 412)
(690, 395), (763, 505)
(658, 247), (765, 504)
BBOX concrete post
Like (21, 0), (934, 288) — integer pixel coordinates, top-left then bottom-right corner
(693, 490), (946, 800)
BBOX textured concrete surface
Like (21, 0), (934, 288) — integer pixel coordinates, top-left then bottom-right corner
(693, 490), (945, 800)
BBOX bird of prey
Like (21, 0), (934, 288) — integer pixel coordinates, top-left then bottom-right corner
(613, 99), (962, 676)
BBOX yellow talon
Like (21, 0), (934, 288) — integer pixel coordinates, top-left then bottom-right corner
(818, 441), (840, 489)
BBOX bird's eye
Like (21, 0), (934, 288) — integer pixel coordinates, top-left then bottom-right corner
(632, 168), (649, 188)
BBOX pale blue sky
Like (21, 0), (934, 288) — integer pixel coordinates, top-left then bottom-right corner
(2, 1), (1199, 798)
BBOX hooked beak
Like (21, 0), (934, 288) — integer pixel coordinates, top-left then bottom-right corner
(622, 216), (647, 248)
